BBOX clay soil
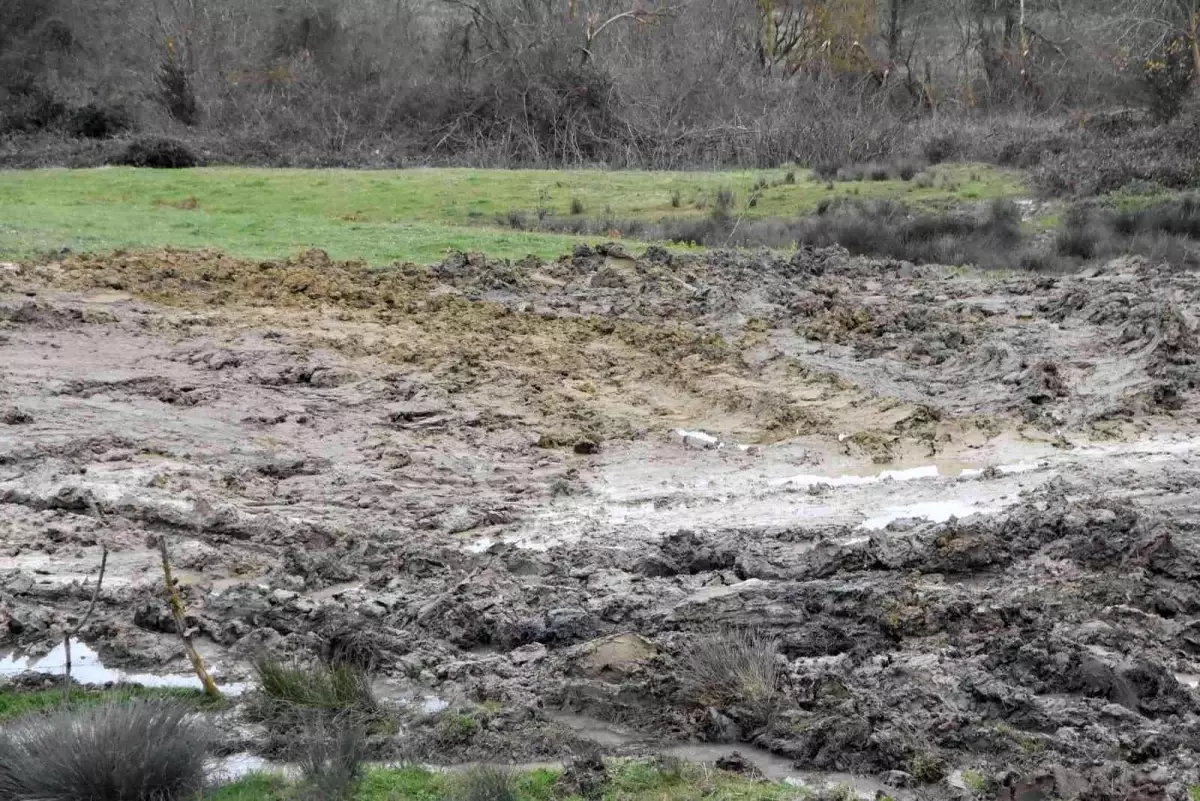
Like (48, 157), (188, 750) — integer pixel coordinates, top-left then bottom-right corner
(4, 245), (1200, 798)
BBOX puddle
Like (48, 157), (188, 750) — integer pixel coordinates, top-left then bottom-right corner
(417, 695), (449, 713)
(465, 537), (495, 554)
(82, 291), (134, 304)
(860, 499), (1008, 530)
(213, 723), (907, 800)
(208, 753), (283, 780)
(547, 711), (908, 800)
(0, 639), (249, 695)
(778, 460), (1038, 489)
(547, 711), (641, 747)
(667, 744), (900, 800)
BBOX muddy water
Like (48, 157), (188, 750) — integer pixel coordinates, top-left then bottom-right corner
(465, 434), (1200, 552)
(547, 711), (906, 799)
(212, 739), (902, 801)
(0, 639), (249, 694)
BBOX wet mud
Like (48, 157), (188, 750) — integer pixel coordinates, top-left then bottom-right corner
(3, 246), (1200, 798)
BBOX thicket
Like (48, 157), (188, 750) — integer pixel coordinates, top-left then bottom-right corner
(0, 0), (1197, 180)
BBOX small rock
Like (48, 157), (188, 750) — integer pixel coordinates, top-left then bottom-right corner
(510, 642), (548, 665)
(714, 751), (762, 778)
(573, 633), (658, 680)
(589, 266), (627, 288)
(545, 607), (593, 642)
(677, 429), (722, 449)
(884, 770), (915, 788)
(704, 707), (742, 743)
(1, 407), (32, 425)
(270, 589), (298, 605)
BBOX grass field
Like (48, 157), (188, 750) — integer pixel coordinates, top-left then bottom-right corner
(0, 165), (1026, 265)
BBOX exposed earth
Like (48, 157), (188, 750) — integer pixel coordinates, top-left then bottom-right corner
(3, 245), (1200, 798)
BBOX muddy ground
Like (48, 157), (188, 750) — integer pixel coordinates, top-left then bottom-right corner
(3, 245), (1200, 798)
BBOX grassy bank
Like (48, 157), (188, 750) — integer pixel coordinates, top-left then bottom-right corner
(0, 165), (1025, 265)
(0, 685), (215, 720)
(207, 760), (820, 801)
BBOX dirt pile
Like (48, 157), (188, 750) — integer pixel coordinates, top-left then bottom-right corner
(4, 247), (1200, 797)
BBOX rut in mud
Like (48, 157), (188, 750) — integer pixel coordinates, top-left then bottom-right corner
(3, 245), (1200, 799)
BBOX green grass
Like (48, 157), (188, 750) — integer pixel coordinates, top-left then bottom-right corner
(0, 685), (214, 720)
(0, 165), (1026, 266)
(961, 769), (989, 794)
(205, 773), (291, 801)
(205, 759), (812, 800)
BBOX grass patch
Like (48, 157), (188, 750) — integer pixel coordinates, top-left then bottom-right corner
(0, 165), (1026, 265)
(359, 766), (448, 801)
(208, 759), (808, 800)
(962, 769), (990, 794)
(0, 685), (213, 720)
(252, 657), (375, 714)
(679, 629), (781, 716)
(206, 773), (291, 801)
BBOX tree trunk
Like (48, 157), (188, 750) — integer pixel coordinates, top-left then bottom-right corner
(1191, 14), (1200, 81)
(887, 0), (901, 61)
(158, 537), (221, 699)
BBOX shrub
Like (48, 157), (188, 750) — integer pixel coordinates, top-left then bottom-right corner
(453, 764), (517, 801)
(868, 164), (891, 181)
(67, 103), (131, 139)
(713, 187), (735, 220)
(157, 37), (197, 126)
(1056, 206), (1104, 259)
(294, 718), (369, 801)
(680, 628), (780, 712)
(1114, 195), (1200, 239)
(323, 625), (387, 673)
(906, 750), (949, 783)
(1142, 34), (1195, 123)
(114, 137), (199, 168)
(0, 81), (66, 134)
(812, 160), (842, 181)
(435, 712), (480, 746)
(922, 133), (958, 165)
(0, 700), (212, 801)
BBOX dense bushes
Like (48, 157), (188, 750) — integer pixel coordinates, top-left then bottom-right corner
(507, 198), (1034, 268)
(2, 0), (1196, 171)
(114, 137), (201, 168)
(1142, 34), (1196, 122)
(1057, 195), (1200, 267)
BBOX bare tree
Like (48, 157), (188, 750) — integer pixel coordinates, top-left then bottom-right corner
(159, 536), (221, 699)
(63, 543), (108, 702)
